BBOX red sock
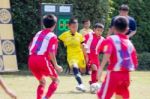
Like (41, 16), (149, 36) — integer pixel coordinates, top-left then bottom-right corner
(45, 81), (58, 98)
(37, 85), (44, 99)
(91, 70), (98, 84)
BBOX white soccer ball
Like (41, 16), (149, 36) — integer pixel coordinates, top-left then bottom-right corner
(90, 83), (101, 94)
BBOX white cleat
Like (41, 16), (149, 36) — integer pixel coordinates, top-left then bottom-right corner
(76, 84), (86, 92)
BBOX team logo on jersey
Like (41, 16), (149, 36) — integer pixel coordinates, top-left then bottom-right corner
(0, 9), (11, 24)
(0, 57), (4, 71)
(2, 40), (15, 55)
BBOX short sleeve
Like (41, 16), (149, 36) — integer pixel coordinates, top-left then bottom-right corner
(80, 34), (85, 43)
(98, 38), (105, 53)
(129, 17), (137, 31)
(102, 38), (113, 54)
(58, 32), (66, 42)
(131, 47), (138, 69)
(47, 37), (58, 53)
(84, 34), (89, 43)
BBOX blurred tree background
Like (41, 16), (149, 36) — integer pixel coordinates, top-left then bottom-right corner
(10, 0), (150, 70)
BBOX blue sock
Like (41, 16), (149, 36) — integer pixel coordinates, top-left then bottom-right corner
(73, 67), (82, 85)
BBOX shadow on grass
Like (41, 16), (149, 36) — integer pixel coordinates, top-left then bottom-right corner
(0, 70), (83, 77)
(55, 90), (92, 95)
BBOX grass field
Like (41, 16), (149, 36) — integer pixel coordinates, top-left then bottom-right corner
(0, 71), (150, 99)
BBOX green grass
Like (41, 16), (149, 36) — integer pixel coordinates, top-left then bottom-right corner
(0, 71), (150, 99)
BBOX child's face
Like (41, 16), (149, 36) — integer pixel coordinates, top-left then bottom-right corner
(69, 23), (78, 33)
(83, 21), (91, 29)
(94, 28), (103, 36)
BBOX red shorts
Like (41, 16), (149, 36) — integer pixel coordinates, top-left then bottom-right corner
(28, 55), (58, 80)
(97, 71), (130, 99)
(88, 54), (100, 68)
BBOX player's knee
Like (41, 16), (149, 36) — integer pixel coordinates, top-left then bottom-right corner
(91, 64), (97, 71)
(51, 77), (60, 84)
(39, 79), (46, 86)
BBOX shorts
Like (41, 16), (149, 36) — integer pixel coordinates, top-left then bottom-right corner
(97, 71), (130, 99)
(88, 54), (100, 69)
(67, 52), (86, 69)
(28, 55), (58, 80)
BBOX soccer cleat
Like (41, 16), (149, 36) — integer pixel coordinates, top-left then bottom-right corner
(76, 84), (86, 92)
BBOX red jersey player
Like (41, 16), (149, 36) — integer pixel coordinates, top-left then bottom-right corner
(84, 23), (104, 93)
(28, 14), (63, 99)
(97, 16), (138, 99)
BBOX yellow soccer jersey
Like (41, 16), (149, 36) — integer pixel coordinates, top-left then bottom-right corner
(59, 30), (86, 68)
(79, 28), (93, 36)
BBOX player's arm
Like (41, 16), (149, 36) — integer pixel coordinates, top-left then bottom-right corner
(98, 53), (110, 81)
(97, 39), (112, 81)
(49, 52), (63, 73)
(128, 31), (136, 38)
(81, 35), (89, 63)
(81, 42), (88, 64)
(48, 37), (63, 73)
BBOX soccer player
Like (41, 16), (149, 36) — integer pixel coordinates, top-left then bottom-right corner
(28, 14), (63, 99)
(84, 23), (105, 86)
(0, 77), (17, 99)
(107, 4), (137, 38)
(79, 19), (93, 36)
(97, 16), (138, 99)
(59, 18), (87, 92)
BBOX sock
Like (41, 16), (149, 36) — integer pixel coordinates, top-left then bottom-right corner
(91, 70), (98, 84)
(45, 81), (58, 98)
(37, 84), (44, 99)
(73, 67), (82, 85)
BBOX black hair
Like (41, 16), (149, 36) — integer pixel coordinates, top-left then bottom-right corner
(68, 17), (78, 25)
(43, 14), (57, 28)
(114, 16), (128, 32)
(93, 23), (104, 29)
(82, 19), (90, 24)
(119, 4), (129, 11)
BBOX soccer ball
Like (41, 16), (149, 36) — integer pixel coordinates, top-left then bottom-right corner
(90, 83), (101, 94)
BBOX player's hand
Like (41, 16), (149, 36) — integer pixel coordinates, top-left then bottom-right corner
(55, 65), (63, 73)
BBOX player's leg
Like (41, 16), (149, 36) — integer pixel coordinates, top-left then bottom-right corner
(37, 77), (46, 99)
(97, 71), (116, 99)
(90, 64), (98, 84)
(42, 59), (59, 99)
(115, 95), (123, 99)
(43, 77), (59, 99)
(72, 63), (85, 91)
(0, 77), (17, 99)
(115, 72), (130, 99)
(28, 55), (46, 99)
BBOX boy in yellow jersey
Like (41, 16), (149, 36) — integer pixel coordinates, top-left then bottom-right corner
(59, 18), (88, 92)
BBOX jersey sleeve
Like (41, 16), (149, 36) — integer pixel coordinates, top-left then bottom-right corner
(80, 34), (85, 43)
(102, 38), (113, 55)
(84, 34), (89, 43)
(98, 38), (105, 53)
(129, 17), (137, 31)
(131, 47), (138, 69)
(47, 36), (58, 53)
(58, 32), (65, 42)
